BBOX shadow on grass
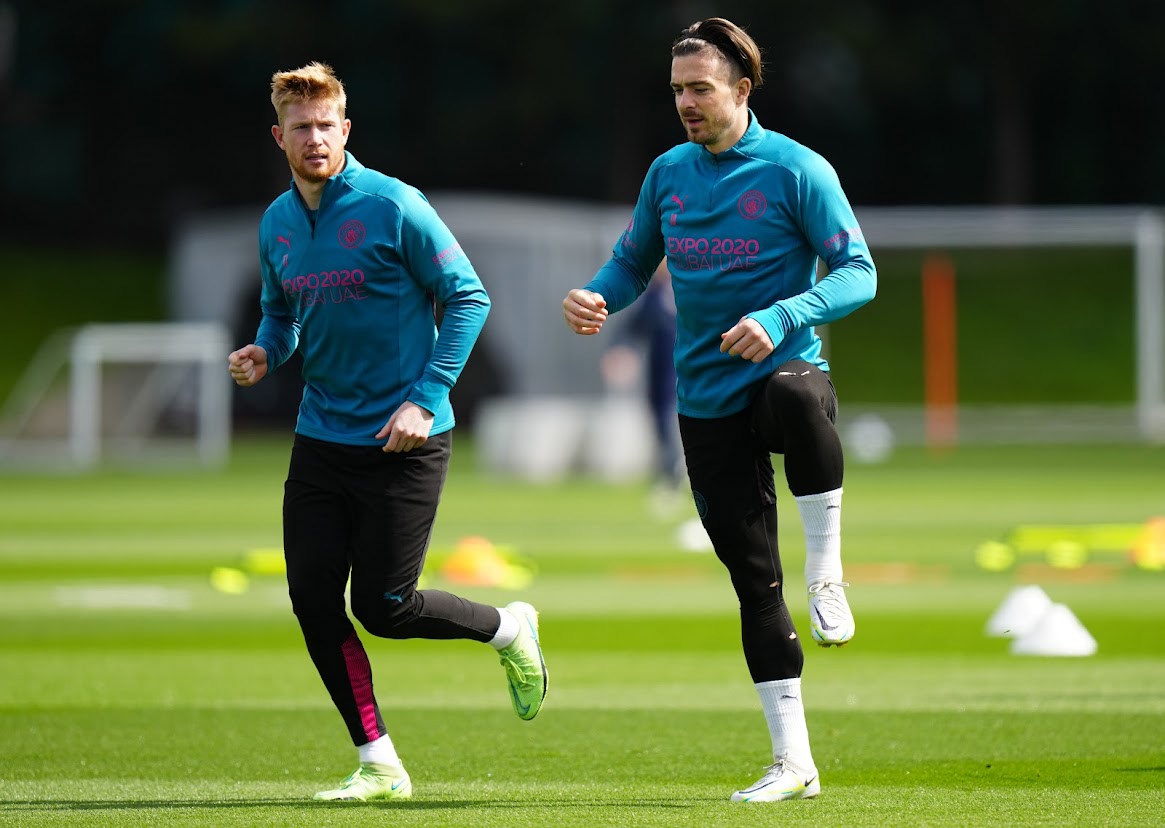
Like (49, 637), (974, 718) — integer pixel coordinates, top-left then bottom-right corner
(2, 797), (709, 811)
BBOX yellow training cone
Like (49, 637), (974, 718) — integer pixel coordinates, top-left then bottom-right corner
(1130, 517), (1165, 571)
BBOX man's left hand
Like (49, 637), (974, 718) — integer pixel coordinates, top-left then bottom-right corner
(376, 401), (435, 452)
(720, 317), (775, 363)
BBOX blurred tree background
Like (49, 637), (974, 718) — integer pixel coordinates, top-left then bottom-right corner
(3, 0), (1164, 253)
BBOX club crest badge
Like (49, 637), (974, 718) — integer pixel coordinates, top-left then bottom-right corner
(737, 190), (767, 221)
(338, 219), (366, 249)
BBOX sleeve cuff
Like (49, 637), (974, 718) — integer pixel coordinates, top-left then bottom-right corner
(407, 375), (451, 415)
(748, 305), (794, 349)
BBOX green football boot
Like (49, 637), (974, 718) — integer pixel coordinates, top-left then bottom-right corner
(498, 601), (548, 720)
(312, 761), (412, 802)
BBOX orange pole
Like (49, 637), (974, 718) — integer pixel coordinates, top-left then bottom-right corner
(922, 253), (958, 450)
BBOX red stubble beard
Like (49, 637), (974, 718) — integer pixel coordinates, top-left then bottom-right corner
(288, 149), (344, 183)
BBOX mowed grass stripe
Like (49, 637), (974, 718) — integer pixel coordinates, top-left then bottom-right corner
(2, 709), (1162, 827)
(1, 439), (1163, 826)
(5, 644), (1165, 714)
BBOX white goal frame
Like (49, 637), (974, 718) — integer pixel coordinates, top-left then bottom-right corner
(0, 322), (232, 470)
(851, 206), (1165, 443)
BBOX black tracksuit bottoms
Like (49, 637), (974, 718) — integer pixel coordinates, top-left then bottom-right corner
(282, 431), (500, 746)
(679, 360), (844, 683)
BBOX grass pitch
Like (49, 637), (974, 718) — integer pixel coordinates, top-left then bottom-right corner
(1, 438), (1163, 827)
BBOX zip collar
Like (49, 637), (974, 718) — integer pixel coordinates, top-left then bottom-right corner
(700, 110), (764, 162)
(289, 151), (364, 216)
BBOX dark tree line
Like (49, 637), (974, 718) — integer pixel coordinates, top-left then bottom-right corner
(2, 0), (1163, 250)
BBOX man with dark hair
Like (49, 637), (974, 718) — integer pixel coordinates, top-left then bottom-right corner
(230, 61), (548, 803)
(563, 18), (876, 802)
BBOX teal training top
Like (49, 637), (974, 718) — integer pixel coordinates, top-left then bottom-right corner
(255, 152), (490, 445)
(586, 113), (876, 418)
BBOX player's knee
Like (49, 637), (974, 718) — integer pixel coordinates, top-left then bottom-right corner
(755, 372), (832, 451)
(761, 371), (819, 419)
(351, 588), (420, 639)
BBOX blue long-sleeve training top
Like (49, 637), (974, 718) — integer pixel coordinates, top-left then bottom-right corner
(586, 112), (876, 419)
(255, 152), (490, 444)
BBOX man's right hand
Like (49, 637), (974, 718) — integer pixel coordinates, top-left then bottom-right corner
(227, 344), (269, 387)
(563, 288), (608, 335)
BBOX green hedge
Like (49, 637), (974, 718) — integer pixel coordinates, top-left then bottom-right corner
(0, 244), (1139, 409)
(0, 246), (166, 403)
(828, 247), (1136, 404)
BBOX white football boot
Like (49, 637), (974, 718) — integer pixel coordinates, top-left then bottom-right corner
(731, 760), (821, 802)
(808, 581), (855, 646)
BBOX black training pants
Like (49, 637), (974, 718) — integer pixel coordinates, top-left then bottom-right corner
(679, 360), (843, 683)
(283, 432), (501, 746)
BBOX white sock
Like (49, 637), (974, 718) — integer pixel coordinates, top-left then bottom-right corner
(359, 733), (400, 767)
(487, 607), (519, 650)
(755, 678), (816, 776)
(795, 487), (843, 587)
